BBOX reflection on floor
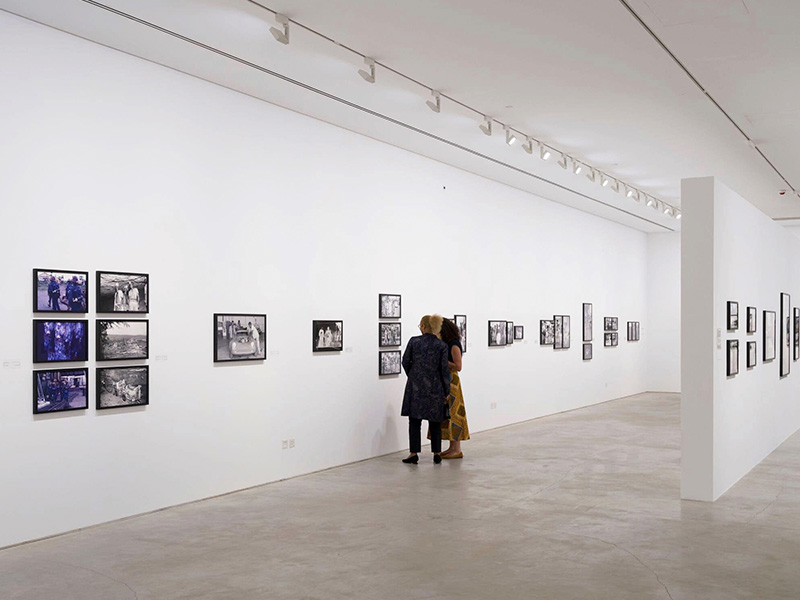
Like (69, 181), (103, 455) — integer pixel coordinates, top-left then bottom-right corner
(2, 392), (799, 599)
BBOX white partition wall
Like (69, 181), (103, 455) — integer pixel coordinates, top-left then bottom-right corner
(681, 176), (800, 501)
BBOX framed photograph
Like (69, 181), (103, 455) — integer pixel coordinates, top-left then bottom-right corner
(33, 320), (88, 363)
(763, 310), (776, 362)
(97, 271), (149, 313)
(747, 341), (757, 369)
(96, 320), (149, 361)
(604, 332), (613, 347)
(33, 368), (89, 414)
(514, 325), (524, 340)
(313, 320), (343, 352)
(583, 303), (592, 342)
(379, 294), (401, 319)
(747, 307), (757, 334)
(97, 366), (149, 409)
(488, 320), (507, 346)
(604, 317), (618, 332)
(506, 321), (514, 345)
(727, 301), (739, 331)
(379, 322), (402, 347)
(454, 314), (467, 353)
(33, 269), (88, 313)
(635, 322), (640, 341)
(780, 293), (791, 377)
(727, 340), (739, 376)
(627, 322), (633, 342)
(214, 314), (266, 362)
(604, 332), (619, 347)
(379, 350), (402, 376)
(794, 308), (800, 361)
(554, 316), (563, 349)
(540, 320), (554, 346)
(583, 343), (592, 361)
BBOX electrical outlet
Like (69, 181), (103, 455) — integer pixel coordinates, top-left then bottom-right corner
(282, 440), (288, 450)
(289, 439), (295, 449)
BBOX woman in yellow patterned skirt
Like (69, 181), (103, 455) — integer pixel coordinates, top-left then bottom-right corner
(429, 317), (470, 458)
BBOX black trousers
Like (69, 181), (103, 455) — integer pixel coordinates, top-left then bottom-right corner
(409, 418), (441, 453)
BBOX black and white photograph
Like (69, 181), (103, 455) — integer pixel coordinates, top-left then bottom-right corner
(780, 293), (791, 377)
(33, 320), (89, 363)
(635, 322), (641, 341)
(214, 314), (266, 362)
(379, 294), (401, 319)
(747, 306), (757, 334)
(454, 314), (467, 353)
(489, 320), (507, 346)
(97, 320), (149, 361)
(583, 343), (592, 361)
(747, 341), (757, 369)
(506, 321), (514, 345)
(514, 325), (524, 341)
(379, 350), (402, 375)
(727, 301), (739, 331)
(97, 271), (149, 313)
(794, 308), (800, 361)
(540, 320), (554, 346)
(727, 340), (739, 376)
(764, 310), (776, 362)
(313, 320), (343, 352)
(604, 332), (619, 347)
(604, 317), (618, 331)
(554, 315), (570, 349)
(379, 322), (402, 347)
(627, 321), (641, 342)
(33, 269), (88, 313)
(33, 368), (88, 414)
(97, 366), (149, 409)
(583, 303), (592, 342)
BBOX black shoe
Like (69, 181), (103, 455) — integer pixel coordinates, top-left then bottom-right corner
(433, 454), (442, 464)
(402, 455), (419, 464)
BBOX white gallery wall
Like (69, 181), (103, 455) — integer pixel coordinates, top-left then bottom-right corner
(646, 232), (681, 393)
(1, 13), (655, 547)
(681, 177), (800, 501)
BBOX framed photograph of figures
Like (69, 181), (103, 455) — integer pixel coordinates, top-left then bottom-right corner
(747, 341), (757, 369)
(313, 320), (343, 352)
(454, 315), (467, 353)
(553, 315), (570, 349)
(33, 269), (88, 313)
(583, 343), (592, 361)
(97, 271), (149, 313)
(33, 368), (89, 414)
(97, 366), (149, 410)
(379, 322), (401, 347)
(379, 350), (401, 376)
(747, 307), (757, 334)
(763, 310), (776, 362)
(96, 320), (149, 361)
(604, 332), (618, 347)
(604, 317), (618, 332)
(627, 321), (640, 342)
(514, 325), (524, 341)
(727, 301), (739, 331)
(378, 294), (401, 319)
(780, 293), (791, 377)
(489, 320), (507, 346)
(794, 308), (800, 361)
(727, 340), (739, 376)
(583, 303), (592, 342)
(214, 314), (266, 362)
(540, 320), (554, 346)
(33, 320), (88, 363)
(506, 321), (514, 345)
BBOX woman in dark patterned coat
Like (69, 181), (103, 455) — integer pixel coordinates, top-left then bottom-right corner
(401, 314), (451, 464)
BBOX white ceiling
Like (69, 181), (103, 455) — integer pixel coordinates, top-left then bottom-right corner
(2, 0), (798, 232)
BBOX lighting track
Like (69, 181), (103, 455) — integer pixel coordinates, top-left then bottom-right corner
(61, 0), (674, 231)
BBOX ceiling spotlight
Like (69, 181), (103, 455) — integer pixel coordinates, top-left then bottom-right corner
(626, 187), (636, 198)
(539, 143), (551, 161)
(557, 154), (568, 170)
(426, 90), (441, 113)
(676, 211), (682, 220)
(479, 116), (493, 136)
(601, 175), (610, 187)
(646, 196), (656, 208)
(358, 57), (376, 84)
(663, 205), (671, 215)
(505, 126), (517, 146)
(521, 137), (534, 154)
(573, 161), (583, 175)
(269, 13), (289, 44)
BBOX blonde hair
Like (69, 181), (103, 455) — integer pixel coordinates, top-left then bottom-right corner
(420, 314), (443, 337)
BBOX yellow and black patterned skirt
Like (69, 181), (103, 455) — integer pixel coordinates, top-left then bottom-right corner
(429, 369), (470, 442)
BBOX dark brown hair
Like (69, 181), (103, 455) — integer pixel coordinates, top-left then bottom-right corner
(440, 318), (460, 344)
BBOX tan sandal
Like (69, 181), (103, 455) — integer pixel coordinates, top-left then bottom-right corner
(442, 452), (463, 459)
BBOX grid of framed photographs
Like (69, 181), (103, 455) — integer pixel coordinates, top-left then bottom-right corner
(378, 294), (401, 375)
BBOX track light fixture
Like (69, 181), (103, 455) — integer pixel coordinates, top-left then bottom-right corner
(557, 154), (568, 170)
(505, 126), (517, 146)
(358, 57), (376, 84)
(479, 116), (493, 136)
(539, 143), (551, 161)
(269, 13), (290, 44)
(586, 169), (597, 183)
(521, 137), (534, 154)
(573, 160), (583, 175)
(601, 175), (610, 187)
(426, 90), (441, 113)
(663, 205), (671, 215)
(676, 211), (682, 220)
(626, 186), (636, 198)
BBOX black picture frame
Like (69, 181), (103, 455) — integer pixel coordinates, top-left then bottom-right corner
(379, 350), (402, 376)
(554, 315), (570, 349)
(214, 314), (267, 362)
(583, 303), (592, 342)
(97, 271), (149, 314)
(747, 341), (757, 369)
(604, 317), (618, 332)
(747, 307), (757, 334)
(96, 366), (149, 410)
(794, 308), (800, 361)
(514, 325), (524, 340)
(313, 320), (343, 352)
(540, 320), (554, 346)
(763, 310), (776, 362)
(727, 340), (739, 376)
(488, 320), (507, 346)
(33, 368), (89, 414)
(604, 332), (619, 347)
(727, 301), (739, 331)
(780, 293), (791, 377)
(379, 322), (402, 347)
(636, 322), (640, 341)
(454, 315), (467, 353)
(33, 320), (89, 363)
(506, 321), (514, 345)
(378, 294), (401, 319)
(627, 321), (641, 342)
(583, 343), (592, 361)
(96, 319), (149, 362)
(33, 268), (89, 313)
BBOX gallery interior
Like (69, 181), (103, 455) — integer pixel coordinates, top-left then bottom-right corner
(2, 1), (799, 598)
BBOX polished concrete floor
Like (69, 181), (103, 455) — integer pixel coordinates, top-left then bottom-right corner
(3, 392), (800, 599)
